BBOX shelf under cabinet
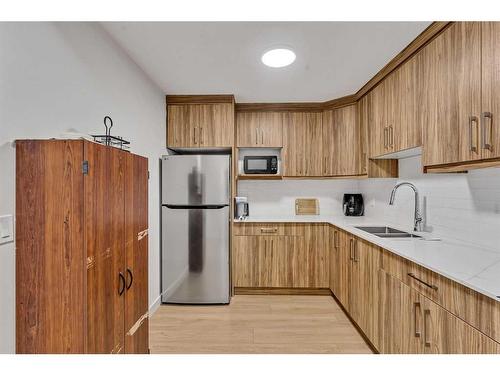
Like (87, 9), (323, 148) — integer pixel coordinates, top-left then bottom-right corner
(237, 174), (283, 180)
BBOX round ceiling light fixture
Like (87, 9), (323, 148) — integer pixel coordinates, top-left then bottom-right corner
(261, 48), (296, 68)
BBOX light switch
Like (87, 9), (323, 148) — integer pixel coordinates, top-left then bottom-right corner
(0, 215), (14, 245)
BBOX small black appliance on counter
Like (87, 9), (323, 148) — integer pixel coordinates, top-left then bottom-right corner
(343, 194), (364, 216)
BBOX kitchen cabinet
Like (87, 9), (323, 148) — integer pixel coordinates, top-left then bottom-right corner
(329, 227), (350, 309)
(16, 140), (149, 354)
(233, 223), (328, 289)
(167, 103), (234, 148)
(282, 112), (323, 176)
(236, 111), (283, 147)
(357, 94), (398, 178)
(369, 54), (422, 158)
(368, 81), (388, 158)
(348, 237), (381, 347)
(322, 105), (360, 176)
(421, 22), (482, 169)
(378, 269), (500, 354)
(480, 22), (500, 160)
(378, 270), (423, 354)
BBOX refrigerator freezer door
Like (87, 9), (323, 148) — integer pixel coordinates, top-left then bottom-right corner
(162, 155), (230, 205)
(161, 205), (230, 304)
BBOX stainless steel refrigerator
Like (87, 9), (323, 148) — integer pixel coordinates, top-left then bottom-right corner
(161, 154), (230, 304)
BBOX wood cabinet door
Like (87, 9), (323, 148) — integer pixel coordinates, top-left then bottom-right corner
(421, 22), (481, 167)
(348, 238), (380, 347)
(283, 112), (323, 176)
(259, 112), (283, 147)
(236, 111), (282, 147)
(233, 235), (260, 287)
(481, 22), (500, 159)
(200, 103), (234, 147)
(124, 153), (149, 354)
(331, 230), (350, 309)
(85, 143), (126, 354)
(378, 270), (422, 354)
(421, 295), (500, 354)
(167, 105), (197, 148)
(357, 96), (369, 175)
(236, 112), (261, 147)
(368, 83), (388, 158)
(396, 53), (422, 152)
(16, 140), (86, 354)
(334, 105), (359, 176)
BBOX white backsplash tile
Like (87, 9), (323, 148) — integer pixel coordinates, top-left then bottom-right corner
(238, 155), (500, 254)
(237, 179), (360, 218)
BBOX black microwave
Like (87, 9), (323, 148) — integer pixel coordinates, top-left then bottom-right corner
(243, 156), (278, 174)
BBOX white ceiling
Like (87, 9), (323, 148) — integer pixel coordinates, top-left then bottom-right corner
(102, 22), (431, 103)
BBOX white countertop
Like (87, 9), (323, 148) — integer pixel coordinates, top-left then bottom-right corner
(234, 215), (500, 302)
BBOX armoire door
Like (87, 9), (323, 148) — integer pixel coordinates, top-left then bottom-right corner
(124, 153), (149, 354)
(85, 142), (126, 354)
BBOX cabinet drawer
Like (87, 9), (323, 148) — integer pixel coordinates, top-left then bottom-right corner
(381, 248), (500, 344)
(233, 223), (305, 236)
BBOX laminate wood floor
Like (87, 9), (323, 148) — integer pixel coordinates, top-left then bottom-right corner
(149, 295), (373, 354)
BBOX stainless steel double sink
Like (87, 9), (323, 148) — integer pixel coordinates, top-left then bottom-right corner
(355, 226), (422, 239)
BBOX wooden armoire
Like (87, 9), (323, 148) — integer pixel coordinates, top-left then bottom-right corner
(16, 139), (149, 354)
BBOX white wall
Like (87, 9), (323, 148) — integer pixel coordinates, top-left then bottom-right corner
(237, 179), (360, 217)
(361, 156), (500, 254)
(0, 22), (166, 353)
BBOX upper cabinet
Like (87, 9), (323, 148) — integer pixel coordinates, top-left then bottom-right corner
(322, 104), (360, 176)
(369, 52), (422, 158)
(167, 97), (235, 148)
(481, 22), (500, 161)
(422, 22), (500, 172)
(282, 112), (323, 177)
(421, 22), (481, 168)
(236, 111), (283, 147)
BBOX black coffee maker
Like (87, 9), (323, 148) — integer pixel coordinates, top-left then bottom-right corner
(343, 194), (364, 216)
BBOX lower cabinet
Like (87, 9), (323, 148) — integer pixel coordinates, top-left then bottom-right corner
(348, 237), (380, 348)
(330, 227), (380, 347)
(378, 270), (500, 354)
(329, 228), (350, 309)
(233, 224), (329, 288)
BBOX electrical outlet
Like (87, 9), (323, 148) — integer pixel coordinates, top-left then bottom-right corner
(0, 215), (14, 245)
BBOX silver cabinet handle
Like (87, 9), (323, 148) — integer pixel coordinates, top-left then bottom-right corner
(469, 115), (479, 152)
(424, 309), (431, 348)
(260, 228), (278, 234)
(349, 238), (354, 260)
(193, 127), (197, 145)
(261, 128), (264, 144)
(384, 127), (388, 148)
(389, 125), (394, 147)
(255, 128), (258, 145)
(334, 231), (339, 249)
(482, 112), (493, 151)
(354, 239), (359, 262)
(414, 301), (421, 338)
(408, 272), (438, 291)
(199, 127), (203, 145)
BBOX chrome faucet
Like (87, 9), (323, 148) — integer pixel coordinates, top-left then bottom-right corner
(389, 182), (423, 232)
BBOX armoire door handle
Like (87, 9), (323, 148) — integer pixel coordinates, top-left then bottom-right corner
(126, 268), (133, 290)
(118, 272), (126, 296)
